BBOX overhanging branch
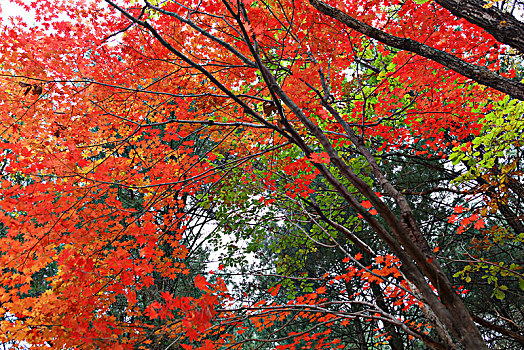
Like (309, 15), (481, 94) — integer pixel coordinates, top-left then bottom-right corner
(434, 0), (524, 54)
(308, 0), (524, 100)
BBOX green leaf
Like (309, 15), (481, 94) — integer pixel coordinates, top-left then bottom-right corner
(494, 289), (505, 300)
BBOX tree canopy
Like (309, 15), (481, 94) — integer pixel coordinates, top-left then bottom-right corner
(0, 0), (523, 348)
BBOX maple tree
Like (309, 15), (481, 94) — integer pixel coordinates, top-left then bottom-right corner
(0, 0), (523, 349)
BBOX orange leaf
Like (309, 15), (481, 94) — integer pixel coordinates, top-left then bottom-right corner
(195, 275), (209, 290)
(310, 152), (330, 164)
(361, 201), (373, 209)
(268, 284), (281, 296)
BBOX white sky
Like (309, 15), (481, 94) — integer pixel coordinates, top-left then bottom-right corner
(0, 1), (35, 25)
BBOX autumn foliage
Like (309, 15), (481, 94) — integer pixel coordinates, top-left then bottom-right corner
(0, 0), (523, 348)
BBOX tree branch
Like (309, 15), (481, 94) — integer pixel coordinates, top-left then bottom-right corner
(308, 0), (524, 101)
(434, 0), (524, 54)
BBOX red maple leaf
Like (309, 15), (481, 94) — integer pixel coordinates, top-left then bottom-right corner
(310, 152), (330, 164)
(194, 275), (209, 291)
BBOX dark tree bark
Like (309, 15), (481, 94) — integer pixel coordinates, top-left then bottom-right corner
(434, 0), (524, 54)
(308, 0), (524, 101)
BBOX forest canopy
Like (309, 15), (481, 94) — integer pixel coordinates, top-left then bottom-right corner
(0, 0), (523, 348)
